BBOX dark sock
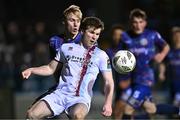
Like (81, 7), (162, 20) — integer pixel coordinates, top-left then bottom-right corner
(122, 114), (132, 119)
(156, 104), (179, 115)
(134, 114), (150, 120)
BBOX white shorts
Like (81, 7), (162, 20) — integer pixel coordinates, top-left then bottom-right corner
(41, 89), (91, 116)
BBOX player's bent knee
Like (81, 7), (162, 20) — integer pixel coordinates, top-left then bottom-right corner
(27, 109), (39, 119)
(143, 101), (156, 114)
(146, 105), (156, 114)
(124, 104), (134, 115)
(73, 112), (86, 119)
(146, 106), (156, 114)
(69, 103), (88, 119)
(27, 108), (46, 119)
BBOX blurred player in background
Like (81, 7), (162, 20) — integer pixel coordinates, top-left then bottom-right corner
(22, 17), (114, 119)
(159, 26), (180, 119)
(120, 8), (171, 119)
(106, 24), (132, 119)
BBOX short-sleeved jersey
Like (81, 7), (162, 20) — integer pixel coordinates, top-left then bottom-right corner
(49, 32), (82, 59)
(55, 43), (112, 102)
(121, 29), (167, 86)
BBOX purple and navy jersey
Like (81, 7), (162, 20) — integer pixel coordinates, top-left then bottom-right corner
(121, 29), (167, 86)
(49, 32), (82, 59)
(167, 49), (180, 92)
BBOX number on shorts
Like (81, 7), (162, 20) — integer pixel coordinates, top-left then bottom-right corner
(133, 90), (140, 98)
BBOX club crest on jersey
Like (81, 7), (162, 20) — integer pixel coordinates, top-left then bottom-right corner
(68, 47), (73, 51)
(140, 38), (148, 46)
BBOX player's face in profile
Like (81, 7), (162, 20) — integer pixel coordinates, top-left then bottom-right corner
(131, 17), (146, 34)
(112, 29), (123, 46)
(82, 27), (101, 48)
(65, 13), (81, 36)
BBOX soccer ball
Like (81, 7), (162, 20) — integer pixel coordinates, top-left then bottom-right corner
(112, 50), (136, 74)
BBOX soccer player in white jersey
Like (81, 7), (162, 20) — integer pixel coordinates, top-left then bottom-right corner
(22, 17), (114, 119)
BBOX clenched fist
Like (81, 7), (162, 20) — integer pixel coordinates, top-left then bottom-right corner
(22, 68), (32, 79)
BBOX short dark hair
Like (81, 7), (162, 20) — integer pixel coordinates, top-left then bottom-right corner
(81, 17), (104, 31)
(110, 24), (124, 35)
(129, 8), (147, 20)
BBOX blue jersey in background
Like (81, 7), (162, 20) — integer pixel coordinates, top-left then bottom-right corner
(121, 29), (167, 86)
(167, 49), (180, 92)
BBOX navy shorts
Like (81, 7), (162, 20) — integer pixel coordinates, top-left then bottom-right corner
(127, 84), (152, 109)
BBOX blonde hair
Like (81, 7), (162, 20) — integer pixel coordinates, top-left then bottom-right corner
(63, 5), (82, 20)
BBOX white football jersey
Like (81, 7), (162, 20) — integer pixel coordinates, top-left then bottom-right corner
(55, 43), (111, 102)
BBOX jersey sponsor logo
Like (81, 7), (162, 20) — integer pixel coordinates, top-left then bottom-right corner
(125, 40), (132, 44)
(130, 48), (148, 55)
(66, 55), (93, 67)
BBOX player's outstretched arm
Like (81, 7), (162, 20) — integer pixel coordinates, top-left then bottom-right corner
(22, 60), (58, 79)
(101, 71), (114, 117)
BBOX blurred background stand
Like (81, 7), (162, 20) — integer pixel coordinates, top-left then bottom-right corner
(0, 87), (14, 119)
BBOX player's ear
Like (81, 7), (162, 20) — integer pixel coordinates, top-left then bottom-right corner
(144, 20), (147, 26)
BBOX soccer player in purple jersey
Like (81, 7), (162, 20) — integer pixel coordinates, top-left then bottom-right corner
(49, 4), (82, 76)
(49, 5), (82, 60)
(22, 17), (114, 119)
(119, 8), (178, 119)
(32, 5), (82, 104)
